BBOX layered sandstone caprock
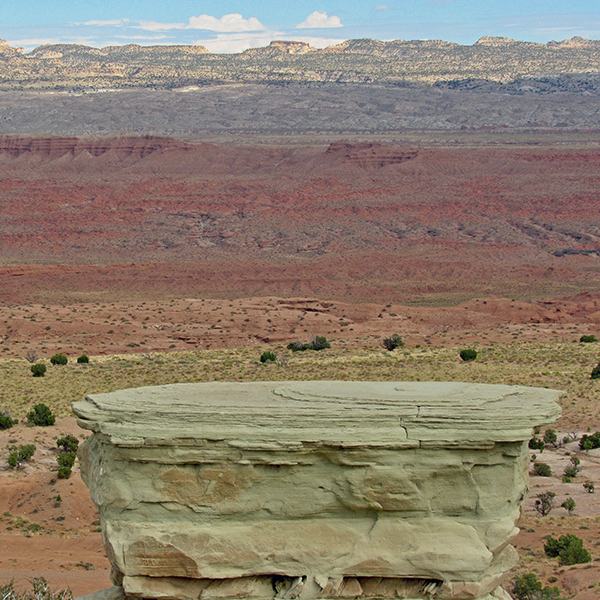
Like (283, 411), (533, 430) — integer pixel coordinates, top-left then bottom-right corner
(73, 381), (561, 600)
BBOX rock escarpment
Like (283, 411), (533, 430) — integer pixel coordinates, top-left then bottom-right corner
(73, 381), (561, 600)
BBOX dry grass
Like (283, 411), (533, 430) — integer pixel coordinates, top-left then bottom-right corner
(1, 341), (598, 430)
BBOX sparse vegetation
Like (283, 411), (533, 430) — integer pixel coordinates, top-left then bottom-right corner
(26, 403), (55, 427)
(533, 462), (552, 477)
(259, 350), (277, 363)
(23, 350), (39, 363)
(7, 444), (36, 469)
(543, 429), (557, 446)
(50, 354), (68, 366)
(579, 334), (598, 343)
(583, 480), (595, 493)
(561, 497), (576, 515)
(544, 534), (591, 566)
(0, 577), (72, 600)
(533, 491), (556, 516)
(308, 336), (330, 351)
(579, 432), (600, 451)
(459, 348), (477, 362)
(512, 573), (562, 600)
(528, 436), (545, 452)
(383, 334), (403, 351)
(30, 363), (46, 377)
(0, 412), (13, 430)
(591, 362), (600, 379)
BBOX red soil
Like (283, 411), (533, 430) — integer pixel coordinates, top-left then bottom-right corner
(0, 136), (599, 306)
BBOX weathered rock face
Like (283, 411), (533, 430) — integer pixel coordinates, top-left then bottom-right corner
(73, 381), (561, 600)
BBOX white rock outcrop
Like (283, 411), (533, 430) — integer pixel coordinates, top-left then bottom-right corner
(73, 381), (561, 600)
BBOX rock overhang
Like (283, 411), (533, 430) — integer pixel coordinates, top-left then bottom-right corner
(73, 381), (562, 600)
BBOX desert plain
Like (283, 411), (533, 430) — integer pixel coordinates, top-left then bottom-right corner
(0, 102), (600, 598)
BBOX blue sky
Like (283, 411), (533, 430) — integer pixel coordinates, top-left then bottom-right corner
(1, 1), (599, 53)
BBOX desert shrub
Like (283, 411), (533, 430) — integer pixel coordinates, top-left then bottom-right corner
(533, 462), (552, 477)
(543, 428), (557, 446)
(0, 577), (73, 600)
(57, 434), (79, 453)
(287, 341), (308, 352)
(260, 350), (277, 363)
(579, 431), (600, 450)
(57, 451), (76, 469)
(459, 348), (477, 362)
(308, 336), (330, 351)
(561, 497), (576, 515)
(0, 413), (13, 430)
(26, 403), (55, 426)
(563, 464), (578, 478)
(528, 436), (545, 452)
(23, 349), (39, 363)
(592, 362), (600, 379)
(7, 444), (36, 469)
(544, 534), (591, 565)
(383, 334), (403, 351)
(533, 491), (556, 516)
(512, 573), (562, 600)
(580, 334), (598, 343)
(30, 363), (46, 377)
(50, 353), (68, 365)
(76, 354), (89, 364)
(583, 480), (595, 493)
(57, 466), (72, 479)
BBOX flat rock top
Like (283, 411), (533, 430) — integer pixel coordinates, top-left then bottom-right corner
(72, 381), (562, 448)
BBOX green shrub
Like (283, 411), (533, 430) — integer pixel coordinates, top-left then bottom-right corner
(50, 353), (68, 365)
(561, 497), (576, 515)
(579, 431), (600, 450)
(544, 534), (591, 565)
(533, 462), (552, 477)
(26, 403), (55, 426)
(528, 436), (545, 451)
(57, 451), (76, 468)
(57, 466), (72, 479)
(459, 348), (477, 362)
(76, 354), (89, 364)
(583, 480), (595, 493)
(543, 428), (557, 446)
(0, 413), (14, 430)
(512, 573), (562, 600)
(563, 464), (578, 478)
(580, 334), (598, 343)
(308, 336), (330, 351)
(7, 444), (36, 469)
(30, 363), (47, 377)
(533, 491), (556, 516)
(592, 362), (600, 379)
(383, 334), (403, 351)
(260, 350), (277, 363)
(287, 341), (307, 352)
(57, 434), (79, 453)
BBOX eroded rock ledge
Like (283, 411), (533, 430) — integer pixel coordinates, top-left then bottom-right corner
(73, 381), (561, 600)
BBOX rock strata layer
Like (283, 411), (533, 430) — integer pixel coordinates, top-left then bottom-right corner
(73, 381), (561, 600)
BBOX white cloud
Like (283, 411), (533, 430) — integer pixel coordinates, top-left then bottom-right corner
(76, 19), (131, 27)
(135, 14), (265, 33)
(136, 21), (185, 31)
(375, 5), (389, 10)
(297, 11), (343, 29)
(188, 14), (265, 32)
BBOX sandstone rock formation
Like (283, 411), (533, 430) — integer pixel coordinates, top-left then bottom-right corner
(73, 381), (561, 600)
